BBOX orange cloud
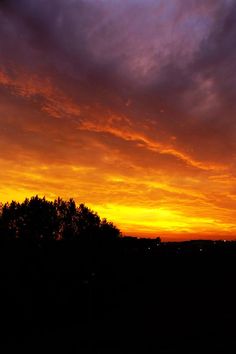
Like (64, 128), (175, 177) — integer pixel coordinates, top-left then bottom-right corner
(80, 118), (227, 171)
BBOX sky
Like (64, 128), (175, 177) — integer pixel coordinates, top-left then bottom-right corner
(0, 0), (236, 240)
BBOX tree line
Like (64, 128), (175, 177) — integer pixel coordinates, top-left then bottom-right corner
(0, 196), (121, 242)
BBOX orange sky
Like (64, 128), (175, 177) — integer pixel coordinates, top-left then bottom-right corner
(0, 0), (236, 240)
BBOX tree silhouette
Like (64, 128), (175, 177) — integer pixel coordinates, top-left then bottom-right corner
(53, 197), (78, 240)
(99, 218), (121, 242)
(0, 196), (121, 242)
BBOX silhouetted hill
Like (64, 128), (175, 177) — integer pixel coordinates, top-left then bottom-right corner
(1, 197), (236, 353)
(0, 237), (236, 353)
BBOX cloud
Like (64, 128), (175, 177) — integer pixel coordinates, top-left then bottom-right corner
(1, 0), (236, 237)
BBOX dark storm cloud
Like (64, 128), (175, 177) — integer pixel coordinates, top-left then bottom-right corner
(0, 1), (214, 86)
(0, 0), (236, 166)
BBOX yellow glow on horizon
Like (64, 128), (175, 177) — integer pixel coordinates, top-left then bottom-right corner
(0, 155), (236, 240)
(92, 204), (236, 238)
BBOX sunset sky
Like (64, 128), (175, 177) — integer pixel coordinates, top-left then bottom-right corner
(0, 0), (236, 240)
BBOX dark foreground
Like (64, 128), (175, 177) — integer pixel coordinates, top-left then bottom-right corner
(0, 238), (236, 353)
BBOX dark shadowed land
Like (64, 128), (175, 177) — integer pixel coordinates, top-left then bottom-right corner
(0, 197), (236, 353)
